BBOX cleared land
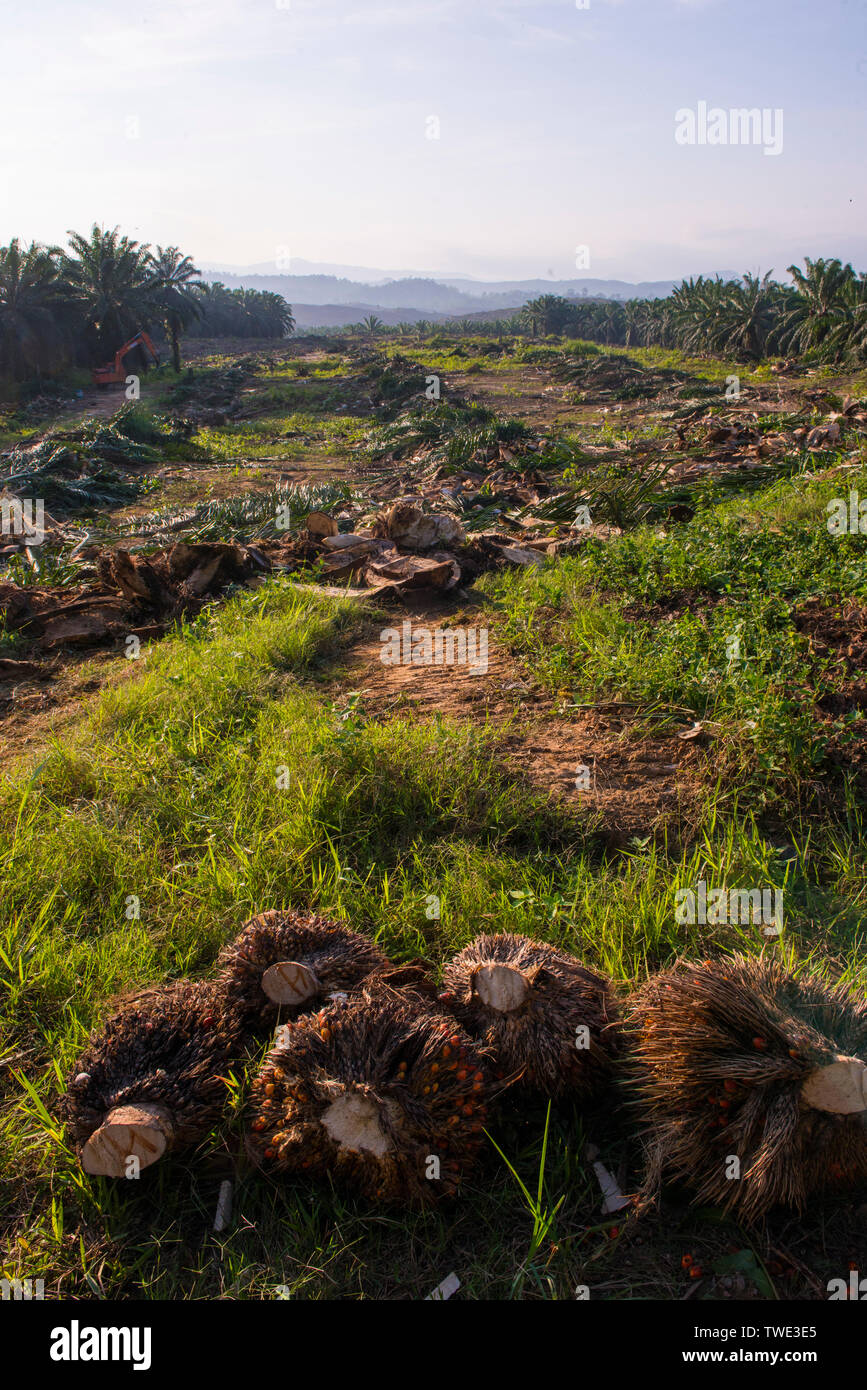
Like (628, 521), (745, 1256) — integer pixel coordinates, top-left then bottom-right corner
(1, 334), (866, 1299)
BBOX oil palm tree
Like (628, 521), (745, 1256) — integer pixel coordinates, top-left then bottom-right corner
(186, 283), (293, 339)
(522, 294), (576, 336)
(258, 290), (294, 337)
(63, 225), (154, 362)
(843, 273), (867, 363)
(0, 239), (71, 379)
(600, 299), (626, 345)
(634, 299), (669, 348)
(670, 276), (725, 353)
(714, 273), (785, 360)
(780, 258), (857, 360)
(622, 299), (642, 347)
(147, 245), (201, 371)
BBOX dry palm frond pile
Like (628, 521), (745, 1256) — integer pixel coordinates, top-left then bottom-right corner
(627, 954), (867, 1221)
(440, 933), (619, 1100)
(217, 908), (390, 1031)
(245, 981), (491, 1204)
(62, 980), (250, 1178)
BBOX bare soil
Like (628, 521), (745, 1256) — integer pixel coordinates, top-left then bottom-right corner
(332, 597), (702, 844)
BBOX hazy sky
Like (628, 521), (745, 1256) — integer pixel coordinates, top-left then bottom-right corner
(3, 0), (866, 282)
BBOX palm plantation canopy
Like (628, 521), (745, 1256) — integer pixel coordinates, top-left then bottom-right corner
(519, 258), (867, 362)
(0, 225), (295, 381)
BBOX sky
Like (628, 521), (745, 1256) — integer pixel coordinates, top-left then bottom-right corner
(2, 0), (866, 284)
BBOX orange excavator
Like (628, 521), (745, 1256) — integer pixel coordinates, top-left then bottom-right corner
(92, 330), (160, 387)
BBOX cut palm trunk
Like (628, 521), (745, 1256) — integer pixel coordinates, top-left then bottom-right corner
(627, 953), (867, 1222)
(218, 908), (390, 1029)
(245, 982), (491, 1203)
(439, 932), (619, 1099)
(63, 980), (250, 1178)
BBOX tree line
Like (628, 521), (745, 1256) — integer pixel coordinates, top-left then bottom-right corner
(518, 259), (867, 363)
(324, 258), (867, 366)
(0, 225), (295, 382)
(3, 230), (864, 383)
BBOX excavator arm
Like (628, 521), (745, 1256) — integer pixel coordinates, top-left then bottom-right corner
(92, 331), (161, 387)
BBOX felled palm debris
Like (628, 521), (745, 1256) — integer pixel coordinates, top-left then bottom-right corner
(15, 389), (860, 662)
(62, 979), (253, 1178)
(627, 954), (867, 1222)
(217, 907), (391, 1032)
(245, 979), (493, 1204)
(0, 438), (146, 513)
(8, 369), (860, 663)
(441, 933), (620, 1100)
(554, 352), (690, 403)
(0, 410), (200, 515)
(0, 498), (591, 670)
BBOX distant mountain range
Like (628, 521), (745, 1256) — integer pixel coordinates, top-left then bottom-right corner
(199, 262), (681, 325)
(202, 258), (486, 283)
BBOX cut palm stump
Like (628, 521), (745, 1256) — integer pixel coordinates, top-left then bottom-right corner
(245, 984), (491, 1203)
(218, 908), (390, 1029)
(440, 933), (619, 1099)
(627, 953), (867, 1222)
(64, 980), (249, 1178)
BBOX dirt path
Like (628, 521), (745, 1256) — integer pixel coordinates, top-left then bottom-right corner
(0, 605), (700, 843)
(0, 561), (702, 839)
(450, 366), (603, 432)
(59, 384), (128, 422)
(0, 648), (141, 769)
(333, 602), (701, 843)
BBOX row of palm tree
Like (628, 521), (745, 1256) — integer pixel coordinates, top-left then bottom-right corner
(0, 225), (294, 382)
(339, 259), (867, 365)
(518, 259), (867, 363)
(185, 281), (295, 342)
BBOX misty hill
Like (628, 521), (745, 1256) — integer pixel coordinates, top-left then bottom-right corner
(436, 277), (678, 301)
(202, 271), (677, 317)
(208, 273), (512, 313)
(203, 257), (679, 294)
(290, 303), (453, 328)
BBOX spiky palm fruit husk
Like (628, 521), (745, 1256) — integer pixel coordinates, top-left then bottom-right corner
(217, 908), (391, 1031)
(63, 980), (250, 1178)
(627, 954), (867, 1223)
(439, 933), (619, 1100)
(245, 982), (492, 1204)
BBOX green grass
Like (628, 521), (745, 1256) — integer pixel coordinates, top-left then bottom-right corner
(197, 412), (367, 461)
(0, 417), (41, 450)
(481, 466), (867, 814)
(567, 340), (762, 384)
(388, 345), (491, 375)
(256, 356), (350, 382)
(0, 579), (597, 1299)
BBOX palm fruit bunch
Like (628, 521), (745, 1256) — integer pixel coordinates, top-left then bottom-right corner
(245, 980), (491, 1203)
(439, 933), (619, 1100)
(218, 908), (390, 1030)
(63, 980), (250, 1178)
(627, 953), (867, 1222)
